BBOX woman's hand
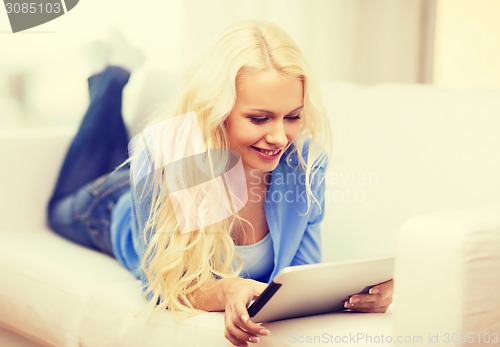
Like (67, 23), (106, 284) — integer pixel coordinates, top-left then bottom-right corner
(223, 278), (269, 346)
(345, 279), (393, 313)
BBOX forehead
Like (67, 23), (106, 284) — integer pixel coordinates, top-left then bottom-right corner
(235, 69), (303, 112)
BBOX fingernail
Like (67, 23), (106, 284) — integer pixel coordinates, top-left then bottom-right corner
(344, 301), (355, 308)
(349, 297), (360, 303)
(241, 315), (249, 323)
(369, 288), (380, 294)
(249, 336), (260, 343)
(258, 329), (270, 336)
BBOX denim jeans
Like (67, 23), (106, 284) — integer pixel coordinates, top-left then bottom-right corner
(48, 66), (132, 257)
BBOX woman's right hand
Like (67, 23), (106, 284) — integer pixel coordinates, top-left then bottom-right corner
(223, 278), (269, 346)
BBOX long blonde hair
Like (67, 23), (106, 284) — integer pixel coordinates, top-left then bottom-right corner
(132, 20), (331, 315)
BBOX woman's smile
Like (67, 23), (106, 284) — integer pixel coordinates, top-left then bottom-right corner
(250, 146), (283, 160)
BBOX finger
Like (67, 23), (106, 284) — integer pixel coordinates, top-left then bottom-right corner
(345, 298), (391, 312)
(226, 310), (268, 345)
(369, 279), (393, 296)
(224, 327), (248, 346)
(352, 301), (386, 310)
(225, 314), (254, 344)
(348, 294), (382, 304)
(345, 296), (392, 310)
(234, 298), (270, 337)
(349, 306), (390, 313)
(224, 317), (248, 347)
(225, 335), (246, 347)
(345, 300), (378, 310)
(239, 313), (270, 338)
(249, 279), (269, 295)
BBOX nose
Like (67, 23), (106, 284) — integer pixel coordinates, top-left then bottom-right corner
(265, 122), (288, 148)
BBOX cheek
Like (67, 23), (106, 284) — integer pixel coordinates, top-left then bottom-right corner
(286, 123), (303, 141)
(229, 125), (259, 148)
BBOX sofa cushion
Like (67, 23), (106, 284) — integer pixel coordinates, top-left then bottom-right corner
(0, 229), (135, 347)
(266, 309), (393, 346)
(0, 227), (394, 347)
(394, 205), (500, 346)
(0, 127), (74, 233)
(80, 281), (393, 347)
(80, 281), (228, 347)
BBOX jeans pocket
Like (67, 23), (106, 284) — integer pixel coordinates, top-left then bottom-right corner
(79, 214), (113, 256)
(82, 172), (131, 255)
(87, 169), (130, 198)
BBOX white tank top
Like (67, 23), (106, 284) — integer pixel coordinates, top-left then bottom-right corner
(235, 233), (274, 279)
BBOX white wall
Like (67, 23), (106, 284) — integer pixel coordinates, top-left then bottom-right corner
(433, 0), (500, 89)
(4, 0), (500, 128)
(1, 0), (430, 128)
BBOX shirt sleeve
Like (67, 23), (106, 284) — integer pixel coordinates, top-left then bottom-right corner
(290, 160), (327, 266)
(129, 137), (156, 297)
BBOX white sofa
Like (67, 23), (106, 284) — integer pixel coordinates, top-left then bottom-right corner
(1, 82), (500, 347)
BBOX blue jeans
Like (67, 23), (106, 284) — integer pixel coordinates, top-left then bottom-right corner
(48, 66), (132, 257)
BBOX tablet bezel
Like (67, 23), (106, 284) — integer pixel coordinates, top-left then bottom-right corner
(247, 256), (394, 322)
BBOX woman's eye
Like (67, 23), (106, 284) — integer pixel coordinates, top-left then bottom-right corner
(285, 114), (301, 122)
(249, 117), (268, 124)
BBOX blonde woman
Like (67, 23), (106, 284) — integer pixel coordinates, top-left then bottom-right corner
(48, 21), (393, 347)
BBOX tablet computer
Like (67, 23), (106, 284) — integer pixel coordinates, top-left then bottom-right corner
(247, 256), (394, 322)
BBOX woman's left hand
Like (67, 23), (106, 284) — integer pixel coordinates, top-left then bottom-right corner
(344, 279), (393, 313)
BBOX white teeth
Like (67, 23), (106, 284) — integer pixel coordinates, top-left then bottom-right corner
(252, 146), (281, 156)
(261, 149), (280, 156)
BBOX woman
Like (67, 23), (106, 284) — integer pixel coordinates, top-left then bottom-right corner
(48, 20), (393, 347)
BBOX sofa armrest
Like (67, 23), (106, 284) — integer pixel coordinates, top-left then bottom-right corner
(393, 205), (500, 347)
(0, 127), (75, 232)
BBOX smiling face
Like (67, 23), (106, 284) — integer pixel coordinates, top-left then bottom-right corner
(225, 69), (304, 173)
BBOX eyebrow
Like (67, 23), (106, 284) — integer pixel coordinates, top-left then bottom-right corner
(248, 105), (304, 116)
